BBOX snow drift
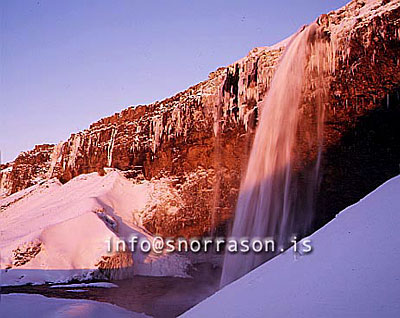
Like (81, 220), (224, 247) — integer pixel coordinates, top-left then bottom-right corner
(0, 170), (190, 286)
(182, 175), (400, 318)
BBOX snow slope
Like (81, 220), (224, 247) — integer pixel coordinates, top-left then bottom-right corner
(0, 293), (148, 318)
(0, 170), (189, 286)
(182, 175), (400, 318)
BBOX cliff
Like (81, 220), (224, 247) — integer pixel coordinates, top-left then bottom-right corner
(2, 0), (400, 236)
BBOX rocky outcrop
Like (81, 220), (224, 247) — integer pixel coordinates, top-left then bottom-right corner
(12, 242), (42, 267)
(1, 144), (55, 194)
(94, 252), (135, 280)
(2, 0), (400, 236)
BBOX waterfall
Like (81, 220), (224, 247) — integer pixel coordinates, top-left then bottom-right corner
(220, 23), (332, 287)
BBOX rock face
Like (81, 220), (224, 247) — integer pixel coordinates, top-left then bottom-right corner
(1, 0), (400, 236)
(1, 145), (54, 195)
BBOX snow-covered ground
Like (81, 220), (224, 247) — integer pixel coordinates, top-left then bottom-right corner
(0, 293), (148, 318)
(182, 175), (400, 318)
(0, 170), (190, 286)
(49, 282), (118, 288)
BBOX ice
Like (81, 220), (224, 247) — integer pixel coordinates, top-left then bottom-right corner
(50, 282), (118, 288)
(0, 293), (149, 318)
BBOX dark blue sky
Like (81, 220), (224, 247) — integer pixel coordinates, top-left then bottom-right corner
(0, 0), (349, 162)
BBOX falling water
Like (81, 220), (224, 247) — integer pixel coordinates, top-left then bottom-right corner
(220, 23), (332, 287)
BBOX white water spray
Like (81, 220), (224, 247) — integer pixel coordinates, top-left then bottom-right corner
(220, 23), (332, 287)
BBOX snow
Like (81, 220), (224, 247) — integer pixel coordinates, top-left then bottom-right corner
(0, 166), (12, 173)
(65, 289), (88, 293)
(327, 0), (400, 70)
(0, 293), (149, 318)
(0, 170), (190, 286)
(50, 282), (118, 288)
(182, 175), (400, 318)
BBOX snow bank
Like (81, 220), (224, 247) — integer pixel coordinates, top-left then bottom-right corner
(0, 170), (190, 286)
(182, 175), (400, 318)
(0, 293), (148, 318)
(50, 282), (118, 288)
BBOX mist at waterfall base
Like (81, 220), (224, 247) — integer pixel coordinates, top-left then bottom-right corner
(220, 22), (332, 287)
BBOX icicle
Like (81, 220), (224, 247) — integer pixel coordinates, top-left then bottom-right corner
(107, 128), (117, 167)
(387, 93), (390, 109)
(47, 142), (64, 178)
(67, 134), (81, 168)
(152, 117), (164, 153)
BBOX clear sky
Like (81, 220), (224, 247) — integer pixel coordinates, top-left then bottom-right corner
(0, 0), (349, 163)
